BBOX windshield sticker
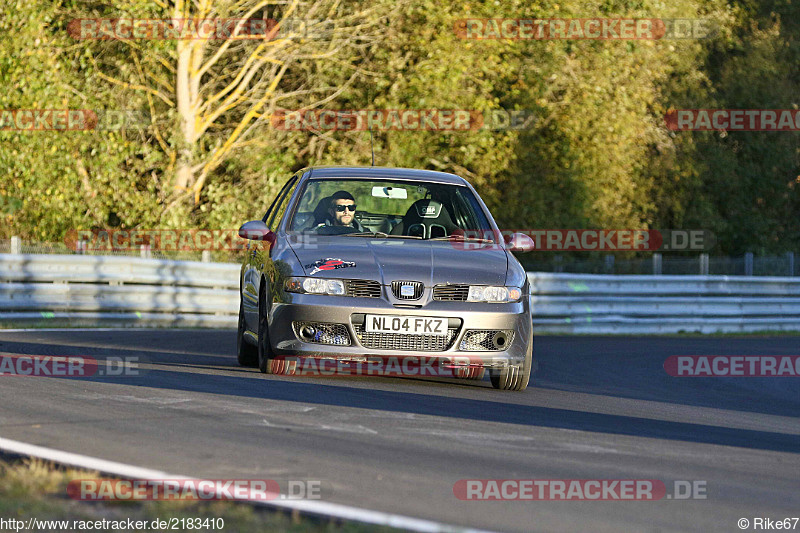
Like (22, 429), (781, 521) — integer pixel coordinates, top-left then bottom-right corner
(305, 258), (356, 276)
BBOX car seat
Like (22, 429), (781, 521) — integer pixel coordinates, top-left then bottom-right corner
(389, 199), (458, 238)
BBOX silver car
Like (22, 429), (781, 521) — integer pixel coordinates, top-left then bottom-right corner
(236, 166), (535, 391)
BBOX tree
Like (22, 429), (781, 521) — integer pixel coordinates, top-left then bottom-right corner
(74, 0), (393, 211)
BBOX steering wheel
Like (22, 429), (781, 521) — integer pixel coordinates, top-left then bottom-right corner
(315, 225), (360, 236)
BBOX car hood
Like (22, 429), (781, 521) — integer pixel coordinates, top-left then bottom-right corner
(290, 237), (508, 286)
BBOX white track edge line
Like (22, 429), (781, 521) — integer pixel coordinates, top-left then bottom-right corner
(0, 437), (492, 533)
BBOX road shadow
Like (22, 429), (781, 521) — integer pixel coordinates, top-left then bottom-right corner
(0, 332), (798, 454)
(532, 335), (800, 418)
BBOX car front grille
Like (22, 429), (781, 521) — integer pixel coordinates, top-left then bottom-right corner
(346, 279), (381, 298)
(352, 323), (459, 351)
(391, 280), (424, 300)
(433, 284), (470, 301)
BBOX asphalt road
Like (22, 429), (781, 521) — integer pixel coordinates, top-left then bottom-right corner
(0, 330), (798, 532)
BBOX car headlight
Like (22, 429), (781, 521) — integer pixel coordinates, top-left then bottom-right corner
(467, 285), (522, 303)
(285, 277), (345, 295)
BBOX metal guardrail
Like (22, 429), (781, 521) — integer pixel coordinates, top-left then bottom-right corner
(1, 254), (799, 334)
(0, 254), (240, 327)
(530, 273), (800, 334)
(521, 251), (799, 276)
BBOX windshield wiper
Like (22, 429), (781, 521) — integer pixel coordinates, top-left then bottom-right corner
(345, 231), (389, 237)
(429, 234), (497, 243)
(344, 231), (423, 239)
(344, 231), (389, 237)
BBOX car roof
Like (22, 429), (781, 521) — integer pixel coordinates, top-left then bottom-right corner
(301, 166), (468, 185)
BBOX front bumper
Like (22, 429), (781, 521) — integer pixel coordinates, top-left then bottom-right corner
(268, 293), (532, 368)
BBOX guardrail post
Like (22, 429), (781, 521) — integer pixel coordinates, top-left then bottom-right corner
(699, 253), (709, 275)
(787, 252), (794, 276)
(604, 255), (614, 274)
(652, 253), (662, 275)
(202, 250), (211, 263)
(140, 244), (151, 259)
(75, 240), (86, 254)
(10, 236), (21, 254)
(744, 252), (753, 276)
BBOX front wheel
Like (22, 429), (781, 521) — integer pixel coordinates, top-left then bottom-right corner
(490, 325), (533, 391)
(236, 303), (258, 367)
(490, 365), (527, 391)
(257, 287), (296, 375)
(455, 367), (485, 380)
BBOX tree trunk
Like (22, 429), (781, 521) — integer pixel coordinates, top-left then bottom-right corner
(174, 39), (196, 194)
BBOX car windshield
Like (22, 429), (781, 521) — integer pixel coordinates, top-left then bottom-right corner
(287, 178), (497, 240)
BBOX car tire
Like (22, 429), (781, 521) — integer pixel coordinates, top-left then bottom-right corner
(456, 367), (485, 380)
(490, 323), (533, 391)
(257, 287), (274, 374)
(257, 284), (296, 375)
(237, 302), (258, 367)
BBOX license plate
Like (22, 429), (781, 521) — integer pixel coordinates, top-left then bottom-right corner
(365, 315), (448, 335)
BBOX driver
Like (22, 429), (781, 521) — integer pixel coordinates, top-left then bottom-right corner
(315, 190), (364, 231)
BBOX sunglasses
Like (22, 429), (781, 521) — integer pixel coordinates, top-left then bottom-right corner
(334, 204), (357, 212)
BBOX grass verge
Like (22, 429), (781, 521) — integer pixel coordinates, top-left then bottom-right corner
(0, 456), (397, 533)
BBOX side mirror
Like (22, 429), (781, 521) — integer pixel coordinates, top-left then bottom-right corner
(504, 232), (535, 253)
(238, 220), (276, 248)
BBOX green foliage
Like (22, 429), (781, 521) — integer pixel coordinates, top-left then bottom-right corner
(1, 0), (797, 256)
(672, 1), (800, 254)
